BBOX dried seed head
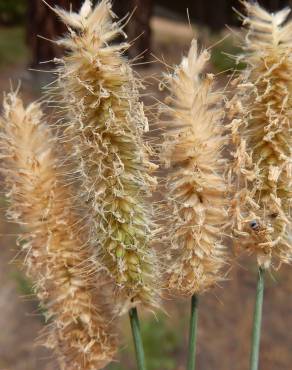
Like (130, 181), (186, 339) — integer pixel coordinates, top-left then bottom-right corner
(228, 2), (292, 268)
(161, 40), (228, 296)
(47, 0), (160, 311)
(0, 93), (117, 369)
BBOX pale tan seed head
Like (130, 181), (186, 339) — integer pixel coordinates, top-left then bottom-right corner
(46, 0), (160, 311)
(0, 92), (117, 369)
(228, 2), (292, 269)
(161, 40), (228, 296)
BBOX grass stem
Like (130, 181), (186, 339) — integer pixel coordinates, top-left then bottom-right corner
(187, 294), (199, 370)
(249, 266), (265, 370)
(129, 307), (146, 370)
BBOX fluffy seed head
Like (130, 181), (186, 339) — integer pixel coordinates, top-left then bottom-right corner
(48, 0), (160, 311)
(228, 2), (292, 268)
(161, 40), (228, 296)
(0, 92), (116, 369)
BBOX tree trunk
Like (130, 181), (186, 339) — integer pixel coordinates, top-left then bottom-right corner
(26, 0), (81, 68)
(112, 0), (153, 63)
(127, 0), (153, 62)
(27, 0), (153, 67)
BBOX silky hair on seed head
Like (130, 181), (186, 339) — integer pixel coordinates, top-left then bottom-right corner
(228, 1), (292, 268)
(46, 0), (161, 312)
(0, 92), (117, 369)
(161, 40), (228, 296)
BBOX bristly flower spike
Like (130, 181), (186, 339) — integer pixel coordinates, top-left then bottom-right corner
(161, 39), (228, 296)
(0, 93), (117, 370)
(228, 1), (292, 269)
(47, 0), (160, 311)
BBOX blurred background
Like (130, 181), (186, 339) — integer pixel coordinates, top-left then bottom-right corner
(0, 1), (292, 369)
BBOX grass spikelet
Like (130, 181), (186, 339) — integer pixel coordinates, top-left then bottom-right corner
(48, 0), (160, 310)
(161, 40), (228, 296)
(0, 92), (116, 369)
(228, 2), (292, 268)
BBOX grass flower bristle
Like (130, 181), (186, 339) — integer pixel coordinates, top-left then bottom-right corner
(161, 40), (228, 296)
(0, 93), (116, 369)
(228, 2), (292, 268)
(48, 0), (160, 311)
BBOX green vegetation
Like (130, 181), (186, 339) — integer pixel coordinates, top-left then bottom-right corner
(0, 0), (26, 25)
(0, 26), (28, 67)
(108, 314), (183, 370)
(10, 270), (34, 296)
(142, 314), (182, 370)
(211, 37), (246, 73)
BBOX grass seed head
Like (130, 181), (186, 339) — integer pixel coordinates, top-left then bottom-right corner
(228, 2), (292, 268)
(48, 0), (160, 311)
(161, 40), (228, 296)
(0, 92), (117, 369)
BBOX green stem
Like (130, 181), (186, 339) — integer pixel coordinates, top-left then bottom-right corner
(129, 307), (146, 370)
(187, 294), (199, 370)
(249, 266), (265, 370)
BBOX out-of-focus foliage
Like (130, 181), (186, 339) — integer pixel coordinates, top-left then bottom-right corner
(0, 27), (28, 67)
(142, 315), (182, 370)
(108, 314), (183, 370)
(211, 37), (246, 72)
(0, 0), (26, 25)
(10, 270), (34, 296)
